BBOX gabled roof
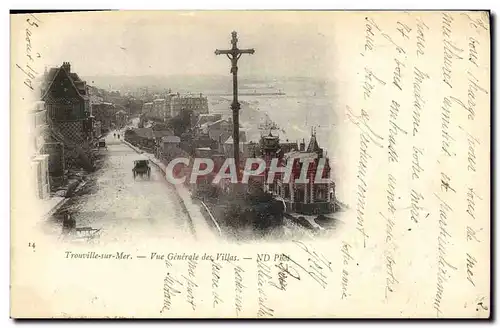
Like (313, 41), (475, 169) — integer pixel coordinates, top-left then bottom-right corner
(197, 114), (221, 126)
(153, 129), (174, 138)
(307, 134), (321, 153)
(162, 135), (180, 143)
(41, 64), (86, 101)
(133, 128), (155, 139)
(74, 81), (87, 95)
(70, 72), (82, 82)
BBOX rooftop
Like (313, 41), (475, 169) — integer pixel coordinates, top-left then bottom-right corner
(132, 128), (155, 139)
(153, 130), (174, 138)
(284, 150), (318, 161)
(224, 137), (250, 145)
(162, 135), (181, 143)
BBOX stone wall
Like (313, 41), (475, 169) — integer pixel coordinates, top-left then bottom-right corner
(45, 142), (65, 177)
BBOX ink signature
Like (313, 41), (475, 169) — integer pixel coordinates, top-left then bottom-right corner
(269, 260), (300, 291)
(284, 241), (333, 289)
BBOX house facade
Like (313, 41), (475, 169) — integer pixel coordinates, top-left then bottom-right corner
(206, 119), (233, 143)
(152, 98), (167, 122)
(259, 132), (333, 215)
(41, 62), (95, 176)
(170, 93), (209, 118)
(142, 102), (154, 121)
(142, 93), (209, 122)
(41, 62), (92, 141)
(158, 136), (182, 161)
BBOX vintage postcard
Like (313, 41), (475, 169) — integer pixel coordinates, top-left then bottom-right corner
(10, 10), (491, 318)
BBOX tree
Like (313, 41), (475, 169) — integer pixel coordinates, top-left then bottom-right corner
(167, 109), (194, 137)
(151, 122), (170, 131)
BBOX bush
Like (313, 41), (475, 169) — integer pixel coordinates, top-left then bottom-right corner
(214, 191), (284, 233)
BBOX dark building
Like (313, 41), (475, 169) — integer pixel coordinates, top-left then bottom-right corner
(41, 62), (92, 134)
(41, 62), (95, 176)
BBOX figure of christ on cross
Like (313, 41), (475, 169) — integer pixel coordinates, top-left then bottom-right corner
(215, 31), (255, 188)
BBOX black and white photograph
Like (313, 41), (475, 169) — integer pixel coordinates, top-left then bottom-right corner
(10, 10), (491, 318)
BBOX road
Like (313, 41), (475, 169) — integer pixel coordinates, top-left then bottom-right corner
(46, 133), (196, 243)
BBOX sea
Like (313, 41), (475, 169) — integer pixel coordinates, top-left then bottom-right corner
(198, 76), (347, 205)
(204, 77), (341, 163)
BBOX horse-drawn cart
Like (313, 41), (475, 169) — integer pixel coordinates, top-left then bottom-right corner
(98, 138), (107, 150)
(133, 157), (151, 179)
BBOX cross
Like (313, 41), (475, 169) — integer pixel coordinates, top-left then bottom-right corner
(215, 31), (255, 186)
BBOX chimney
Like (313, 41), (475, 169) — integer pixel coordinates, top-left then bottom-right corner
(62, 61), (71, 73)
(299, 138), (305, 151)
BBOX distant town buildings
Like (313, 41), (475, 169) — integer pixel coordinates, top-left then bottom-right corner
(170, 93), (209, 117)
(153, 98), (168, 121)
(115, 110), (128, 129)
(142, 92), (209, 122)
(88, 86), (104, 109)
(142, 102), (153, 121)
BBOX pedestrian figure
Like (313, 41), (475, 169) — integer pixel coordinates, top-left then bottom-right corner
(114, 133), (116, 138)
(117, 134), (120, 139)
(62, 213), (76, 235)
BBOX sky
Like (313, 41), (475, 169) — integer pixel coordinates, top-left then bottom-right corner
(14, 11), (340, 79)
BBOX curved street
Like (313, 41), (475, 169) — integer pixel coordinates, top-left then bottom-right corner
(45, 133), (196, 243)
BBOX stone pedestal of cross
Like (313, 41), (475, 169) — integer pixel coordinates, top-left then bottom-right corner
(215, 31), (255, 187)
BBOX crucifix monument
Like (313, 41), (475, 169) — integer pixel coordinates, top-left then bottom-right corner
(215, 31), (255, 184)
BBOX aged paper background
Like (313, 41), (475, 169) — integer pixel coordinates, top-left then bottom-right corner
(10, 11), (490, 318)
